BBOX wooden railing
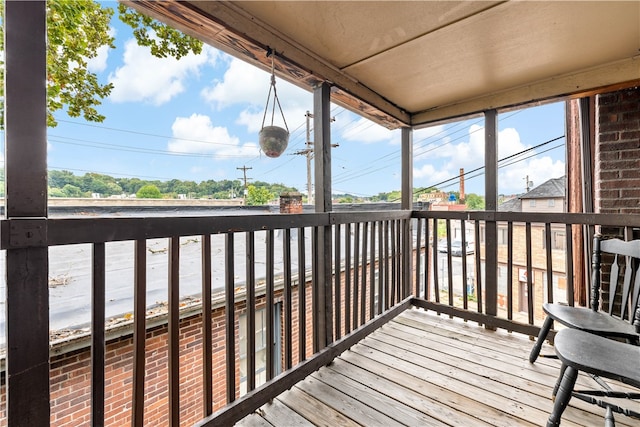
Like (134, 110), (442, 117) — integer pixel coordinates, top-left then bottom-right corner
(3, 209), (640, 425)
(1, 210), (413, 426)
(411, 210), (640, 337)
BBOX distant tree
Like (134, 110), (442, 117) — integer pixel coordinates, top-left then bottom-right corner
(465, 193), (485, 210)
(337, 196), (354, 204)
(246, 185), (274, 206)
(136, 184), (162, 199)
(62, 184), (85, 198)
(48, 187), (65, 198)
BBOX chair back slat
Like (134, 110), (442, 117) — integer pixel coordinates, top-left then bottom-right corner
(598, 237), (640, 322)
(608, 253), (620, 316)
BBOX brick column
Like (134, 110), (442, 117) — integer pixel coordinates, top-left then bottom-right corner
(595, 87), (640, 219)
(594, 86), (640, 311)
(279, 192), (303, 214)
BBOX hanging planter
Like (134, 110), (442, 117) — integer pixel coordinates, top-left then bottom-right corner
(259, 52), (289, 158)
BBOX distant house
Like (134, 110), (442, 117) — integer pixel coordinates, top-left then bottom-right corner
(488, 177), (568, 315)
(519, 177), (566, 213)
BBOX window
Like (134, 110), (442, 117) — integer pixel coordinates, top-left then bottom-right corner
(239, 304), (282, 395)
(498, 227), (508, 245)
(548, 199), (555, 207)
(542, 230), (566, 250)
(530, 200), (536, 207)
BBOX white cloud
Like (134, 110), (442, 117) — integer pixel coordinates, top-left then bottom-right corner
(413, 123), (565, 194)
(413, 163), (451, 183)
(109, 40), (218, 105)
(168, 113), (260, 160)
(202, 57), (312, 132)
(499, 156), (565, 195)
(339, 115), (398, 144)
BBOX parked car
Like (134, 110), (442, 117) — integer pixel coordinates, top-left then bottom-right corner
(450, 240), (474, 256)
(437, 238), (448, 253)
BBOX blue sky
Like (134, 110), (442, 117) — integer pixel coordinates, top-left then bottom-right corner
(4, 2), (567, 198)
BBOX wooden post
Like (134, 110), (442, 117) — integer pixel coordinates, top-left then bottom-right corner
(4, 1), (50, 424)
(401, 127), (413, 298)
(313, 82), (333, 349)
(484, 110), (498, 319)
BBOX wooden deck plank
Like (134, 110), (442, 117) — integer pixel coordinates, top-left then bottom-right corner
(348, 342), (541, 427)
(370, 323), (599, 426)
(328, 357), (491, 426)
(311, 365), (450, 426)
(237, 307), (640, 427)
(294, 374), (403, 426)
(276, 387), (361, 427)
(235, 412), (274, 427)
(258, 398), (315, 427)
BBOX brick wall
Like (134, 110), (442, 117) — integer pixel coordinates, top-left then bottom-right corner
(0, 281), (316, 427)
(595, 87), (640, 309)
(595, 87), (640, 216)
(0, 254), (395, 426)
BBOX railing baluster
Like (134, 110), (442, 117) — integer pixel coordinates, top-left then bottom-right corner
(266, 230), (275, 380)
(246, 232), (256, 392)
(389, 220), (397, 306)
(225, 233), (236, 403)
(377, 221), (384, 315)
(168, 236), (180, 425)
(415, 218), (422, 299)
(396, 219), (402, 302)
(333, 224), (342, 340)
(201, 235), (213, 416)
(361, 222), (368, 325)
(92, 242), (105, 427)
(526, 223), (534, 325)
(545, 223), (554, 304)
(423, 218), (430, 302)
(133, 240), (147, 426)
(474, 220), (482, 314)
(446, 219), (454, 307)
(311, 226), (319, 353)
(384, 220), (390, 310)
(507, 222), (514, 320)
(433, 218), (440, 303)
(461, 219), (468, 310)
(344, 223), (352, 333)
(353, 223), (360, 328)
(369, 221), (376, 320)
(566, 224), (575, 306)
(284, 228), (293, 369)
(298, 227), (306, 361)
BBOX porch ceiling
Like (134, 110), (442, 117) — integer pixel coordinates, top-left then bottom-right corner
(125, 1), (640, 129)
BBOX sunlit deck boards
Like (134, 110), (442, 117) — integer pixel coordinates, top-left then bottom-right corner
(237, 308), (639, 427)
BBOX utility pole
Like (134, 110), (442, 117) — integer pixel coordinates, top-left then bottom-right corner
(524, 175), (533, 192)
(294, 111), (337, 204)
(237, 165), (252, 200)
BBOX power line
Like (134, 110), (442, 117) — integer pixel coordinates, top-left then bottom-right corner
(403, 135), (565, 202)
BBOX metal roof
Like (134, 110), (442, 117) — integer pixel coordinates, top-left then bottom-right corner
(125, 1), (640, 128)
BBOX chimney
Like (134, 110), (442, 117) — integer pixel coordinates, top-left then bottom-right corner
(459, 168), (465, 203)
(279, 192), (303, 214)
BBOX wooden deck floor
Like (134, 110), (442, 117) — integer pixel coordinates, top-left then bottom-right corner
(236, 308), (639, 426)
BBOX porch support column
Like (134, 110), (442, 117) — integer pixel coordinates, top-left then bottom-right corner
(313, 82), (333, 349)
(4, 1), (50, 424)
(484, 110), (498, 319)
(401, 127), (413, 298)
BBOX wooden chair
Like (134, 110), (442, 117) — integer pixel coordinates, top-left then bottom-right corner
(546, 310), (640, 426)
(529, 235), (640, 364)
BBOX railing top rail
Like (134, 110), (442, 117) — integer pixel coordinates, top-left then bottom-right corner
(412, 210), (640, 228)
(1, 210), (410, 248)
